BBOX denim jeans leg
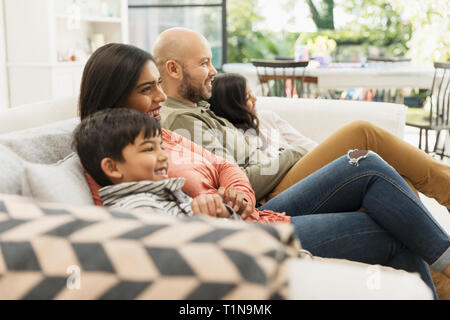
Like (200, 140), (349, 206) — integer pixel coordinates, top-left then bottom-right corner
(387, 247), (437, 299)
(260, 152), (450, 271)
(289, 212), (437, 298)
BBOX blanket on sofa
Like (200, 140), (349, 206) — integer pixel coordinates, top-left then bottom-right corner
(0, 194), (300, 299)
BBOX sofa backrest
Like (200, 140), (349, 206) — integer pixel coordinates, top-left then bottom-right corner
(0, 96), (406, 141)
(256, 97), (406, 142)
(0, 96), (77, 134)
(0, 118), (80, 197)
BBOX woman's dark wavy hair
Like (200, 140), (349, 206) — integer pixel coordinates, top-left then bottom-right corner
(209, 73), (259, 133)
(72, 108), (161, 187)
(78, 43), (154, 120)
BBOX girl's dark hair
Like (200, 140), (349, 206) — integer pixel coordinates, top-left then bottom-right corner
(209, 73), (259, 132)
(78, 43), (154, 120)
(72, 108), (161, 187)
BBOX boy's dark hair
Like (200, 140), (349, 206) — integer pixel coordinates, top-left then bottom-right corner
(72, 108), (162, 187)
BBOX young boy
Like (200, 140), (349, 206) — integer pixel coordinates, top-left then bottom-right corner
(72, 108), (240, 220)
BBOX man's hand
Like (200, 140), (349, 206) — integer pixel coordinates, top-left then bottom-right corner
(218, 187), (253, 219)
(191, 193), (230, 218)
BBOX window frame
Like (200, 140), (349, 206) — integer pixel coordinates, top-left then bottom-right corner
(128, 1), (227, 70)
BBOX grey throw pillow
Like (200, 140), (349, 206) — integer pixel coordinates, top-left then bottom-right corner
(0, 118), (79, 164)
(22, 152), (94, 206)
(0, 144), (24, 195)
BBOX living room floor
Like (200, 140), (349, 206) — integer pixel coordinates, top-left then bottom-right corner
(403, 126), (450, 233)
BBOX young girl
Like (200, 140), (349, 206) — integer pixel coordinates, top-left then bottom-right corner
(209, 73), (450, 207)
(209, 72), (318, 158)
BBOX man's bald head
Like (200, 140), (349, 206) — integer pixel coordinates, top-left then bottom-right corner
(152, 28), (209, 70)
(152, 28), (217, 104)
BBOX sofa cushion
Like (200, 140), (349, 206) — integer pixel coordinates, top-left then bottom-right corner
(0, 145), (24, 195)
(0, 118), (79, 164)
(0, 96), (78, 135)
(84, 171), (103, 206)
(0, 193), (300, 299)
(22, 153), (94, 206)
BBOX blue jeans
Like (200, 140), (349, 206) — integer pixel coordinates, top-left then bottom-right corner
(259, 151), (450, 299)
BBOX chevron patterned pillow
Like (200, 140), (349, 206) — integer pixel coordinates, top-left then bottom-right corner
(0, 194), (301, 300)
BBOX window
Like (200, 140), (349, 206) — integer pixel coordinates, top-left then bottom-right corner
(128, 0), (227, 70)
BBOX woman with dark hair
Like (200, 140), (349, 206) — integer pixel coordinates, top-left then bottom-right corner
(79, 43), (255, 219)
(77, 43), (450, 298)
(79, 43), (165, 120)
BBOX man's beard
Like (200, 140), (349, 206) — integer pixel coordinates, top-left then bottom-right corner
(177, 70), (211, 103)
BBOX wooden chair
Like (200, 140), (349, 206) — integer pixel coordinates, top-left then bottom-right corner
(406, 62), (450, 158)
(251, 59), (318, 98)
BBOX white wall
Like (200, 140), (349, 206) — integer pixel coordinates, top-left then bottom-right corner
(0, 0), (9, 109)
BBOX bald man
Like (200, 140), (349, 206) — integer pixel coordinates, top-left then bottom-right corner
(153, 28), (307, 203)
(153, 28), (216, 104)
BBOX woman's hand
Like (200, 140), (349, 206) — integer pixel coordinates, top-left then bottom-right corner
(218, 187), (253, 219)
(191, 193), (230, 218)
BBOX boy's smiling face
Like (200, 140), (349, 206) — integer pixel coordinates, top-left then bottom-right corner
(115, 130), (169, 183)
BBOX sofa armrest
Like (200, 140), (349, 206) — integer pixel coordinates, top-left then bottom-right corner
(255, 97), (406, 143)
(287, 256), (433, 300)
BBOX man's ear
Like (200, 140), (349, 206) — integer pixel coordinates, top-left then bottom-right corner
(101, 158), (123, 183)
(166, 60), (183, 80)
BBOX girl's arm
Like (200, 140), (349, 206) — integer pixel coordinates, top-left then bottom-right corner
(258, 110), (318, 152)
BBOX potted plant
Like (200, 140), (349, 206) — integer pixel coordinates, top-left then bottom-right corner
(307, 35), (337, 66)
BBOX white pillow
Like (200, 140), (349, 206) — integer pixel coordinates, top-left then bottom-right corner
(22, 152), (94, 205)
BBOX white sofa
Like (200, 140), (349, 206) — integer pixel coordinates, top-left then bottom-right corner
(0, 95), (406, 138)
(0, 96), (435, 299)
